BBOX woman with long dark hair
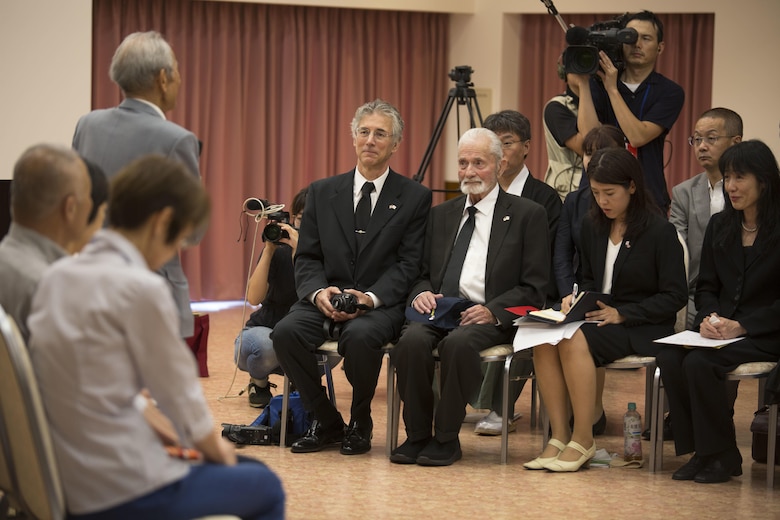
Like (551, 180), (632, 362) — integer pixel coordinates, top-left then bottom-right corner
(526, 147), (687, 472)
(656, 140), (780, 483)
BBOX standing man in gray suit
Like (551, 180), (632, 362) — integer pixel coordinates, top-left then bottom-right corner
(72, 31), (201, 338)
(670, 108), (742, 328)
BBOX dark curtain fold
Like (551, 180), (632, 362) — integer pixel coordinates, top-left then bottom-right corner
(519, 13), (714, 194)
(92, 0), (450, 300)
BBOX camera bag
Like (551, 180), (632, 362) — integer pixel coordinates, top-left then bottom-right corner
(750, 406), (780, 464)
(251, 391), (312, 446)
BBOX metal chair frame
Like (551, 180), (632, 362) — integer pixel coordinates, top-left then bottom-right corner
(650, 360), (778, 487)
(279, 342), (397, 457)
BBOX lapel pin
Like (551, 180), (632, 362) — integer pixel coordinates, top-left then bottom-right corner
(625, 241), (631, 249)
(389, 204), (397, 210)
(503, 215), (510, 222)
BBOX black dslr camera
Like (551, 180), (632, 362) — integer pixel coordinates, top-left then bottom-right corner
(262, 210), (291, 244)
(563, 17), (638, 76)
(221, 423), (271, 445)
(324, 292), (371, 340)
(331, 292), (360, 314)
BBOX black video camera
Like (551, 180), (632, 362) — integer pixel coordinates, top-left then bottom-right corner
(221, 423), (272, 445)
(262, 210), (291, 244)
(563, 17), (638, 76)
(448, 65), (474, 86)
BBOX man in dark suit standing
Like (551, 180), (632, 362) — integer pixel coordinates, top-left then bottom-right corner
(72, 31), (200, 338)
(389, 128), (549, 466)
(272, 99), (431, 455)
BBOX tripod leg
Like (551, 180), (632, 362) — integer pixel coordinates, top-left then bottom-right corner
(414, 90), (458, 183)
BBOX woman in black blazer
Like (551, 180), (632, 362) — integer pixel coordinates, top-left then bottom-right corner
(656, 140), (780, 484)
(526, 147), (687, 472)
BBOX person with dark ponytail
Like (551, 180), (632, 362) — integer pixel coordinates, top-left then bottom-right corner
(526, 147), (687, 472)
(656, 140), (780, 484)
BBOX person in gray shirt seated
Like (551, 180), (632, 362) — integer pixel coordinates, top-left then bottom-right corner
(0, 144), (92, 342)
(28, 155), (284, 519)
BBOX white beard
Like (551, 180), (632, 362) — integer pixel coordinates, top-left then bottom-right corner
(460, 179), (486, 195)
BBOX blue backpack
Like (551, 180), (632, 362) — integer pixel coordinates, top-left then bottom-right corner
(250, 391), (312, 446)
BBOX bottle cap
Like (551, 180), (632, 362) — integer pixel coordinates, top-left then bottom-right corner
(628, 402), (636, 410)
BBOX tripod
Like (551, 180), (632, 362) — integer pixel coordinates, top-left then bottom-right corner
(414, 65), (484, 184)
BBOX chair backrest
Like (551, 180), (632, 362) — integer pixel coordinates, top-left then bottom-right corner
(674, 231), (690, 333)
(0, 305), (65, 519)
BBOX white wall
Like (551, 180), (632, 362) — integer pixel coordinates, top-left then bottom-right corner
(2, 0), (778, 182)
(0, 0), (93, 180)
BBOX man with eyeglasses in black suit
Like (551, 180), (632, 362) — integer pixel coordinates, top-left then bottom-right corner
(272, 99), (431, 456)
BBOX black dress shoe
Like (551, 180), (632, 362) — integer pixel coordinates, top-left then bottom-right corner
(694, 452), (742, 484)
(416, 437), (462, 466)
(290, 420), (345, 453)
(340, 421), (373, 455)
(672, 453), (709, 480)
(389, 437), (431, 464)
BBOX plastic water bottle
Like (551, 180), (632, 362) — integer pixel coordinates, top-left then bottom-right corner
(623, 402), (643, 461)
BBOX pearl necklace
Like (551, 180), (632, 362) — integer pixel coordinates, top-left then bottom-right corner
(741, 221), (758, 233)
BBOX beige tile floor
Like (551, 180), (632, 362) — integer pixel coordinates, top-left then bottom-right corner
(198, 303), (778, 520)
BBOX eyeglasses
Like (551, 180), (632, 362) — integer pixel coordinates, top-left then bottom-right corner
(356, 128), (393, 141)
(688, 135), (736, 147)
(501, 139), (526, 149)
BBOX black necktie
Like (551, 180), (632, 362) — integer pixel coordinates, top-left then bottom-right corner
(355, 181), (375, 244)
(440, 205), (477, 297)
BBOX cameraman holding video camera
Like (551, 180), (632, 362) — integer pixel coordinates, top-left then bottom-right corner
(583, 10), (684, 213)
(234, 188), (307, 408)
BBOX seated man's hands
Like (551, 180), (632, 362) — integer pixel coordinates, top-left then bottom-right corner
(314, 286), (373, 322)
(458, 304), (496, 326)
(411, 290), (441, 315)
(411, 291), (496, 326)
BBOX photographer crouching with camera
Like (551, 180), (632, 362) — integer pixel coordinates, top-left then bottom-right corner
(576, 9), (684, 214)
(234, 188), (307, 408)
(272, 99), (432, 456)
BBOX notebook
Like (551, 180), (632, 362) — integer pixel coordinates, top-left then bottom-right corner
(526, 291), (611, 324)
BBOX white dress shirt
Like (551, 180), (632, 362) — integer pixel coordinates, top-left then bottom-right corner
(503, 165), (530, 197)
(455, 184), (499, 304)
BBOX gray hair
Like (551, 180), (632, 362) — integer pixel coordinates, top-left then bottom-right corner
(459, 127), (503, 166)
(350, 99), (404, 144)
(11, 144), (84, 224)
(109, 31), (175, 95)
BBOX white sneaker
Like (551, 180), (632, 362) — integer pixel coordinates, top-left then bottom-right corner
(474, 410), (516, 436)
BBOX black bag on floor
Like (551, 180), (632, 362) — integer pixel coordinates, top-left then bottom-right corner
(251, 391), (312, 446)
(750, 406), (780, 465)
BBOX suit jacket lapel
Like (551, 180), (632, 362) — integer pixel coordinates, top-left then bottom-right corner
(592, 229), (609, 289)
(485, 191), (512, 282)
(331, 172), (358, 255)
(693, 174), (712, 232)
(360, 170), (400, 254)
(437, 199), (466, 284)
(611, 236), (632, 288)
